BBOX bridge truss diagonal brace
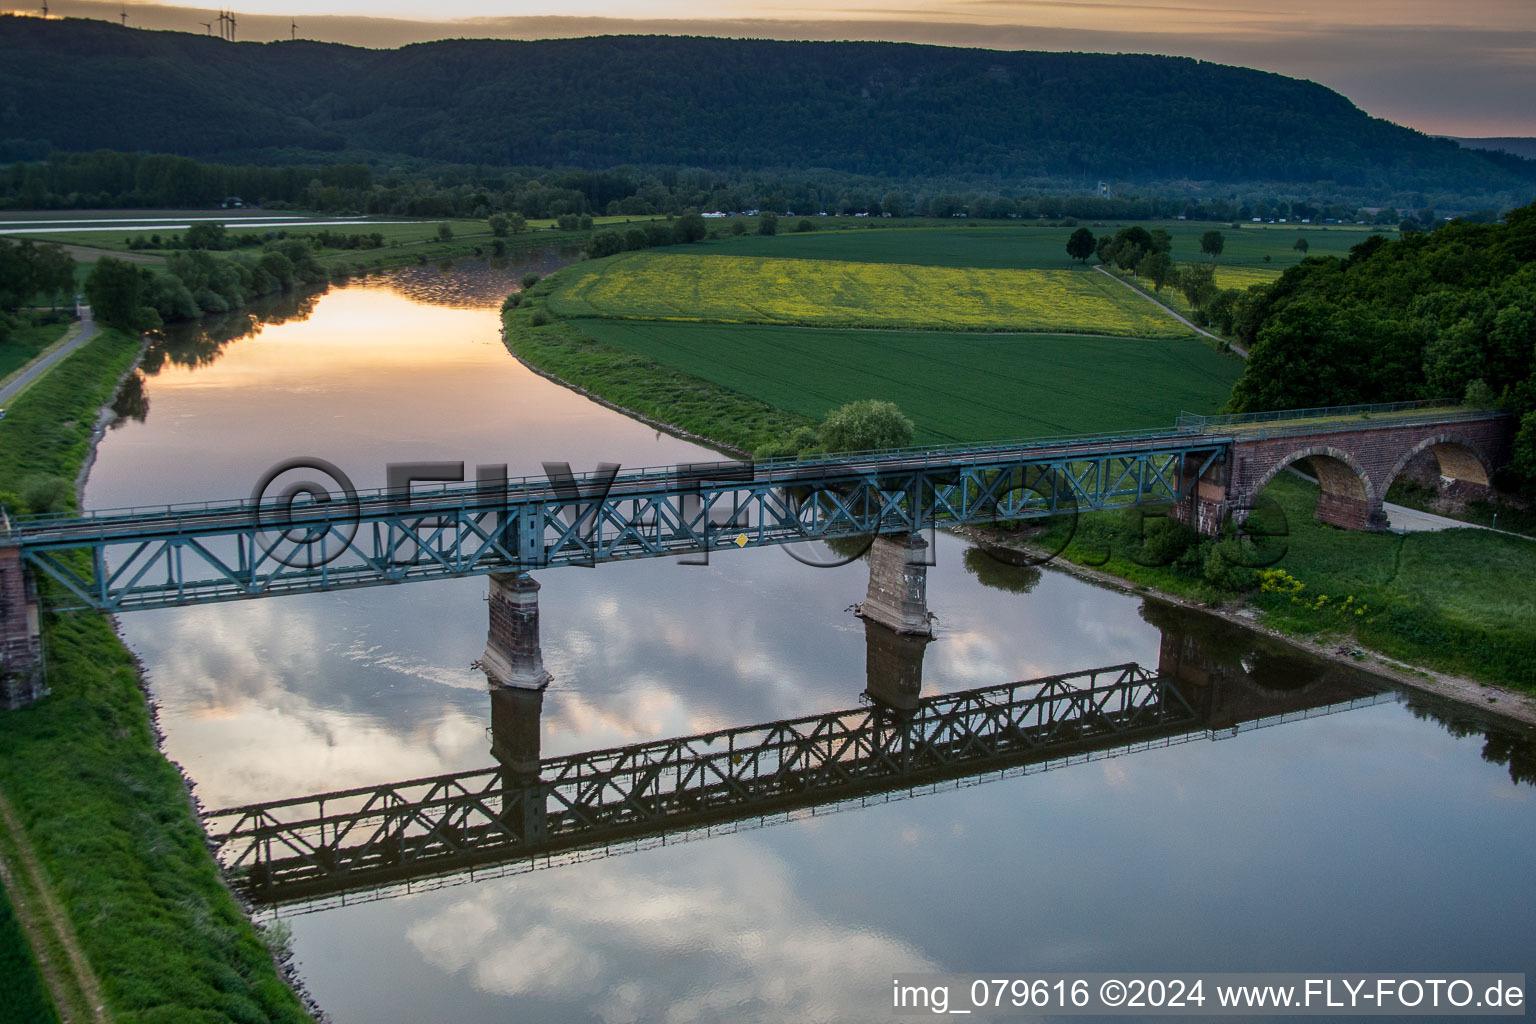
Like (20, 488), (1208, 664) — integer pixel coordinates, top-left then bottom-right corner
(15, 439), (1229, 612)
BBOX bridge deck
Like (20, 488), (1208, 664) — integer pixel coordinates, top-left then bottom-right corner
(5, 429), (1228, 611)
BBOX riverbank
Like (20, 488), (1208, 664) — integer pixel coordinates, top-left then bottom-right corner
(503, 275), (814, 455)
(960, 525), (1536, 726)
(502, 275), (1536, 710)
(0, 331), (312, 1022)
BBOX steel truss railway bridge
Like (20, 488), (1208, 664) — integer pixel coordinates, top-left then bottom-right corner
(207, 644), (1393, 911)
(0, 399), (1513, 705)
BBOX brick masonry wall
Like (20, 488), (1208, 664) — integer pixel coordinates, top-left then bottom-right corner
(1189, 414), (1517, 533)
(0, 546), (46, 708)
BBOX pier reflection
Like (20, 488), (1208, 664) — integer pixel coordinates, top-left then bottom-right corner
(210, 585), (1511, 914)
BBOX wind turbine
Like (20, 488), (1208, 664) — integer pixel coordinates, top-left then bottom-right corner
(120, 5), (128, 25)
(290, 19), (297, 40)
(226, 10), (236, 40)
(200, 20), (213, 34)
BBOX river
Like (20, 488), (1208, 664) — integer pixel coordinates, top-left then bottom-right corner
(83, 255), (1536, 1022)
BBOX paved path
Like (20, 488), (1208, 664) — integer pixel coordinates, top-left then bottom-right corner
(0, 307), (96, 407)
(1285, 468), (1530, 539)
(1382, 500), (1531, 539)
(1094, 265), (1249, 356)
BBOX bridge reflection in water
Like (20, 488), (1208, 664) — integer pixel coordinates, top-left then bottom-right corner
(206, 591), (1396, 914)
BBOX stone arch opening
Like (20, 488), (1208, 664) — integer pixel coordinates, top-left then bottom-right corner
(1251, 446), (1379, 531)
(1386, 436), (1492, 498)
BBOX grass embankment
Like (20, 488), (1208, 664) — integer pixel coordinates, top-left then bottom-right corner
(549, 252), (1194, 338)
(0, 330), (310, 1023)
(506, 278), (812, 453)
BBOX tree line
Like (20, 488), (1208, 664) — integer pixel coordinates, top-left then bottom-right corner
(84, 240), (332, 333)
(1218, 203), (1536, 495)
(5, 148), (1464, 226)
(0, 237), (75, 345)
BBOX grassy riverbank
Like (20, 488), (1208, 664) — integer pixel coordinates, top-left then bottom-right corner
(0, 330), (310, 1022)
(1036, 473), (1536, 690)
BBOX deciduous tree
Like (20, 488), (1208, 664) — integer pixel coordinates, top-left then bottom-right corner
(1066, 227), (1095, 262)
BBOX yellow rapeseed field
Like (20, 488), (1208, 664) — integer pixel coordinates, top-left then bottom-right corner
(1214, 265), (1284, 290)
(549, 253), (1195, 338)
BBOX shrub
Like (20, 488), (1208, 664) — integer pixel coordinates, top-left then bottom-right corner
(19, 473), (73, 514)
(819, 399), (914, 452)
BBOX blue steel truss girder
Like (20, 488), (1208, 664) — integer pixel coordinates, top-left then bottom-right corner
(205, 664), (1197, 903)
(10, 438), (1228, 612)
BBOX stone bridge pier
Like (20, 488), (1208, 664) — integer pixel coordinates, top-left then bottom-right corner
(482, 572), (552, 839)
(857, 533), (934, 637)
(482, 571), (552, 691)
(0, 546), (46, 710)
(1172, 412), (1513, 536)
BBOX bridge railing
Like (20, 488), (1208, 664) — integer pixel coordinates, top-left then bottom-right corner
(1177, 398), (1502, 439)
(3, 422), (1216, 534)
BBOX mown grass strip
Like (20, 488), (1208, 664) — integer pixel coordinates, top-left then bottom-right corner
(0, 854), (66, 1024)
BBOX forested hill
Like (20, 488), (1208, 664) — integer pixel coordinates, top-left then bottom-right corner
(3, 15), (1533, 195)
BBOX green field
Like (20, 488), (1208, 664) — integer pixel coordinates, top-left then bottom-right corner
(550, 253), (1195, 338)
(676, 221), (1383, 272)
(573, 320), (1242, 442)
(0, 317), (71, 382)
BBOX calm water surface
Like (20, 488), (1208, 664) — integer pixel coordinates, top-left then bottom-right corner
(84, 256), (1536, 1022)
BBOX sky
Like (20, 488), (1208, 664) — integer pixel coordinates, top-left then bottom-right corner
(40, 0), (1536, 137)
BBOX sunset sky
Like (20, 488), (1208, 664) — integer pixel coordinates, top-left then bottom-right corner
(52, 0), (1536, 136)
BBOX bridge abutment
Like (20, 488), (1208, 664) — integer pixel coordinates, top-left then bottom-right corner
(1170, 453), (1230, 537)
(482, 571), (552, 691)
(0, 546), (46, 710)
(858, 533), (933, 636)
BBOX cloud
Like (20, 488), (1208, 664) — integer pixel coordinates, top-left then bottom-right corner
(405, 840), (939, 1022)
